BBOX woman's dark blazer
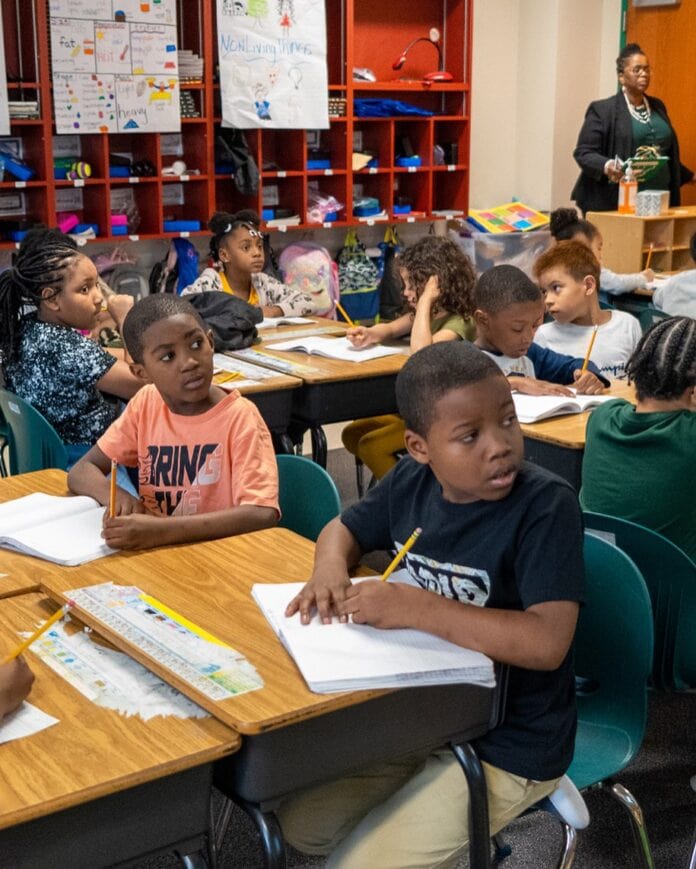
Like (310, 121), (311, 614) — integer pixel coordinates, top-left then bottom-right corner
(571, 91), (693, 214)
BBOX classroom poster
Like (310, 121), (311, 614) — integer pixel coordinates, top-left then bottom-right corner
(49, 0), (180, 134)
(216, 0), (329, 130)
(0, 9), (10, 136)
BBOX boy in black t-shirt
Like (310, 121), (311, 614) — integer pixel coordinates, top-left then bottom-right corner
(280, 341), (584, 869)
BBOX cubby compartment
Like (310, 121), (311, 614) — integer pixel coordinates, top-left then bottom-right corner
(673, 218), (696, 249)
(176, 124), (210, 176)
(352, 121), (392, 169)
(433, 120), (469, 167)
(307, 124), (348, 172)
(214, 176), (260, 217)
(432, 169), (468, 215)
(306, 175), (348, 225)
(107, 133), (159, 178)
(0, 129), (46, 181)
(261, 131), (304, 174)
(351, 173), (391, 220)
(110, 184), (161, 237)
(54, 183), (108, 238)
(394, 120), (433, 167)
(262, 176), (304, 225)
(393, 170), (431, 216)
(161, 178), (209, 233)
(0, 187), (50, 240)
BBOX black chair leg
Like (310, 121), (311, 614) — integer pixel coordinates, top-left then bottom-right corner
(450, 741), (492, 869)
(234, 797), (288, 869)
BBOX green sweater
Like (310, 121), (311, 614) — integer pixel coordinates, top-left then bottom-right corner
(580, 399), (696, 563)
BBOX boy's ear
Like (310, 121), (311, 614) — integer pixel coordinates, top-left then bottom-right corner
(129, 361), (150, 383)
(583, 275), (597, 296)
(473, 308), (488, 329)
(403, 428), (430, 466)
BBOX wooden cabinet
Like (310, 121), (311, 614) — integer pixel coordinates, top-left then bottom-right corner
(588, 208), (696, 273)
(0, 0), (471, 248)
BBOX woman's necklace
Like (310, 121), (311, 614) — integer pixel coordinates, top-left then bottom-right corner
(623, 87), (651, 124)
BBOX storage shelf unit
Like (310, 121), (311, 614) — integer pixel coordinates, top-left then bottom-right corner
(0, 0), (471, 247)
(587, 208), (696, 274)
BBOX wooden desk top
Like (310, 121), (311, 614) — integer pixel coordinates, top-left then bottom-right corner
(0, 470), (73, 599)
(257, 315), (347, 342)
(519, 381), (636, 449)
(0, 591), (239, 830)
(39, 525), (387, 734)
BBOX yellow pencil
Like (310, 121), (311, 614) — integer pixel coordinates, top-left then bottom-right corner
(645, 242), (654, 271)
(381, 527), (422, 582)
(334, 301), (356, 328)
(2, 601), (74, 663)
(109, 458), (117, 518)
(581, 325), (599, 373)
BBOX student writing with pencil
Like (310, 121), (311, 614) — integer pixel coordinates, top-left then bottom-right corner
(341, 236), (477, 482)
(280, 342), (584, 868)
(534, 241), (641, 380)
(472, 265), (608, 396)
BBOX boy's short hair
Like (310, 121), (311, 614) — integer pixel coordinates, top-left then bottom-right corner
(396, 342), (504, 437)
(123, 294), (206, 364)
(534, 239), (601, 286)
(473, 265), (542, 314)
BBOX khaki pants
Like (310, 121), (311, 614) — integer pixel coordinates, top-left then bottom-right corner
(278, 747), (560, 869)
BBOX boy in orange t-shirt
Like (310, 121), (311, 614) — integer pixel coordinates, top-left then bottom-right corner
(68, 294), (279, 550)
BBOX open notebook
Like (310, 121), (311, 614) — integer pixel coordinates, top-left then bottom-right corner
(0, 492), (113, 566)
(252, 575), (495, 694)
(513, 392), (616, 424)
(264, 336), (405, 362)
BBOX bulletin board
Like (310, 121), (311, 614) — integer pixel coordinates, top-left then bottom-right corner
(49, 0), (181, 134)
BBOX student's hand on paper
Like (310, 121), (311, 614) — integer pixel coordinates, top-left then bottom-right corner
(346, 326), (377, 348)
(0, 658), (34, 719)
(339, 580), (419, 629)
(102, 513), (161, 549)
(509, 376), (574, 397)
(285, 566), (352, 625)
(572, 370), (606, 395)
(105, 490), (147, 520)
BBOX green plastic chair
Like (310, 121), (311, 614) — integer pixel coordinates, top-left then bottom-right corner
(0, 389), (68, 475)
(584, 511), (696, 692)
(566, 532), (655, 868)
(276, 454), (341, 541)
(638, 306), (671, 333)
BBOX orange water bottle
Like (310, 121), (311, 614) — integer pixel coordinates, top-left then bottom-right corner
(618, 160), (637, 214)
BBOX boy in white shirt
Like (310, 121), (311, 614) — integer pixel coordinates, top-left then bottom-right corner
(534, 241), (641, 380)
(653, 232), (696, 318)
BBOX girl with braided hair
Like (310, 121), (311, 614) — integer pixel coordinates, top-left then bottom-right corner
(581, 316), (696, 561)
(0, 227), (142, 467)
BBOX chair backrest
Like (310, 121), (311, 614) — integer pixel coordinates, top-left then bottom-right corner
(575, 533), (653, 761)
(276, 454), (341, 541)
(584, 511), (696, 692)
(638, 306), (671, 333)
(0, 389), (68, 474)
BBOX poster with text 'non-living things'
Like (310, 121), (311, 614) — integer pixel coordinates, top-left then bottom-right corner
(217, 0), (329, 130)
(50, 1), (180, 134)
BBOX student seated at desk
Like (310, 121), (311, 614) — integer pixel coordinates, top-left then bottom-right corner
(0, 659), (34, 720)
(280, 342), (584, 869)
(550, 207), (654, 297)
(653, 231), (696, 318)
(581, 316), (696, 563)
(341, 235), (476, 481)
(534, 241), (641, 380)
(0, 227), (143, 468)
(68, 295), (279, 551)
(181, 210), (316, 317)
(473, 264), (608, 395)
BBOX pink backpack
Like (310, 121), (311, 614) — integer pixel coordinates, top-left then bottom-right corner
(278, 242), (339, 317)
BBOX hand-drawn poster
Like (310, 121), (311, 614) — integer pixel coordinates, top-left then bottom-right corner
(217, 0), (329, 129)
(50, 0), (180, 134)
(0, 8), (10, 135)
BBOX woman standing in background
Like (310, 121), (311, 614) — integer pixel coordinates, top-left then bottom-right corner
(571, 43), (692, 214)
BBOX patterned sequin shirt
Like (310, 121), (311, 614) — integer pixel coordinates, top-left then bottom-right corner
(4, 313), (118, 445)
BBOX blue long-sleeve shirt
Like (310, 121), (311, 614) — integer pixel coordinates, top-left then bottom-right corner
(482, 342), (610, 387)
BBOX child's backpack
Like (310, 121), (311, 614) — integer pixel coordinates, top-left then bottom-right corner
(105, 264), (149, 300)
(376, 226), (404, 321)
(336, 228), (380, 321)
(149, 238), (199, 295)
(278, 242), (339, 317)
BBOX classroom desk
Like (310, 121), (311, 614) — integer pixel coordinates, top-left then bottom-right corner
(245, 333), (409, 465)
(0, 469), (70, 599)
(37, 518), (501, 869)
(0, 591), (240, 869)
(520, 380), (635, 490)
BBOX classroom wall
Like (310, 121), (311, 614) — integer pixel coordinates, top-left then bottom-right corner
(626, 0), (696, 206)
(470, 0), (623, 211)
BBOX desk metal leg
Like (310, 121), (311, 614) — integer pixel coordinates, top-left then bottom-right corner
(236, 797), (288, 869)
(310, 425), (328, 467)
(451, 741), (492, 869)
(273, 432), (295, 455)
